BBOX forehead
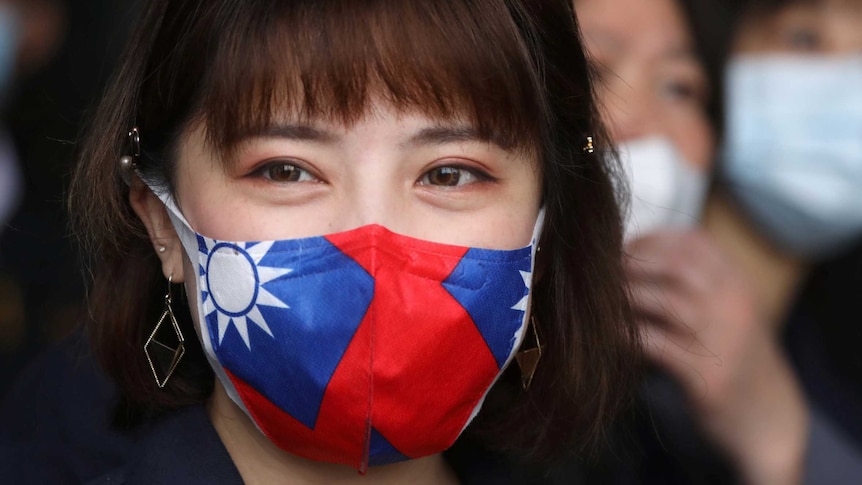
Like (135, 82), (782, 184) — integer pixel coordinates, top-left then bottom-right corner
(744, 0), (862, 21)
(576, 0), (694, 59)
(735, 0), (862, 52)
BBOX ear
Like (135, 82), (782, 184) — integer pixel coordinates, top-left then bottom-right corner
(129, 178), (186, 283)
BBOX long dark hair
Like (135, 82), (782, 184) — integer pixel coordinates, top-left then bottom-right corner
(69, 0), (639, 463)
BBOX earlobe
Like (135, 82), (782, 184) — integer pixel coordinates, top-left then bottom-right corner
(129, 178), (186, 283)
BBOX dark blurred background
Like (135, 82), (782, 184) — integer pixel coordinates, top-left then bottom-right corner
(0, 0), (142, 393)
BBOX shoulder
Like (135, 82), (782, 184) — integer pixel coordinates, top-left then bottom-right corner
(90, 405), (244, 485)
(0, 333), (135, 483)
(445, 435), (592, 485)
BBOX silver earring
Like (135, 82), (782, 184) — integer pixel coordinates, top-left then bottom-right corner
(158, 246), (167, 253)
(119, 127), (141, 186)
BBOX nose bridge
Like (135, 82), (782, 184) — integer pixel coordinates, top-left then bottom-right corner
(349, 186), (396, 228)
(335, 158), (402, 233)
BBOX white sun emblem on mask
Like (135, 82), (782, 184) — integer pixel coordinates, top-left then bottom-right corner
(200, 240), (292, 349)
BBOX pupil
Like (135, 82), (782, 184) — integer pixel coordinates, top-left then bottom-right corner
(269, 164), (301, 182)
(431, 167), (460, 186)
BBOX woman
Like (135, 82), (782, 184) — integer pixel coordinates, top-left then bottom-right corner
(66, 0), (639, 482)
(707, 0), (862, 481)
(573, 1), (784, 482)
(575, 0), (716, 242)
(713, 0), (862, 341)
(576, 0), (862, 483)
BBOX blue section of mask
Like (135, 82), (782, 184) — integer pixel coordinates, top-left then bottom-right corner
(442, 246), (532, 368)
(368, 428), (409, 466)
(206, 236), (373, 430)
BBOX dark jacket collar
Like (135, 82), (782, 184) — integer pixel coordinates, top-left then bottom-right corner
(96, 405), (243, 485)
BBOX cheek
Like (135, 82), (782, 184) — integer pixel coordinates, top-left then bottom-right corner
(669, 112), (715, 170)
(417, 173), (541, 250)
(475, 177), (542, 249)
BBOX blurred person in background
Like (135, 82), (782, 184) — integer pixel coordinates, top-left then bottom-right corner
(0, 0), (65, 389)
(705, 0), (862, 470)
(0, 0), (141, 392)
(0, 1), (145, 482)
(575, 0), (862, 483)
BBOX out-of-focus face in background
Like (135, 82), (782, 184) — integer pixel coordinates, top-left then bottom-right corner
(575, 0), (714, 170)
(575, 0), (714, 239)
(735, 0), (862, 54)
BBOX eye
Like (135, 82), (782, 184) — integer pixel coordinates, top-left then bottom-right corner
(418, 165), (490, 187)
(661, 80), (697, 101)
(254, 160), (318, 183)
(658, 76), (707, 109)
(783, 26), (822, 51)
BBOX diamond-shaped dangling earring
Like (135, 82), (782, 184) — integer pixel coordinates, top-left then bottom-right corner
(515, 315), (544, 391)
(144, 274), (186, 388)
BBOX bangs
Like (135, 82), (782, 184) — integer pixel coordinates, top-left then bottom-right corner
(195, 0), (544, 154)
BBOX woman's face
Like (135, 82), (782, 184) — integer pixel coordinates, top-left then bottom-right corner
(171, 101), (542, 252)
(574, 0), (714, 170)
(735, 0), (862, 54)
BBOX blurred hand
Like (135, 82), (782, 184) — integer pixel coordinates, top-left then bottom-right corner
(627, 229), (808, 485)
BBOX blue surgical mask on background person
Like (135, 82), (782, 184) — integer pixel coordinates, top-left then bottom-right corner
(722, 55), (862, 258)
(619, 137), (708, 242)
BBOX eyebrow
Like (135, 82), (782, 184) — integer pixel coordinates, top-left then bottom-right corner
(403, 126), (497, 148)
(665, 46), (700, 63)
(255, 123), (505, 149)
(258, 124), (339, 143)
(587, 28), (699, 65)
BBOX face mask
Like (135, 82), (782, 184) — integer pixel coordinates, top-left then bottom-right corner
(154, 188), (542, 471)
(0, 4), (20, 101)
(722, 55), (862, 257)
(618, 137), (708, 241)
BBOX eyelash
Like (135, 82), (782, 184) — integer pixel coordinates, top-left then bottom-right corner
(660, 78), (706, 106)
(251, 160), (320, 184)
(417, 164), (495, 188)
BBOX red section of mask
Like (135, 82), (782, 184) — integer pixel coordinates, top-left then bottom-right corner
(226, 225), (501, 469)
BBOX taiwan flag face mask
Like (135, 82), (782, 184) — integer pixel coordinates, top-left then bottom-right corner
(153, 187), (543, 471)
